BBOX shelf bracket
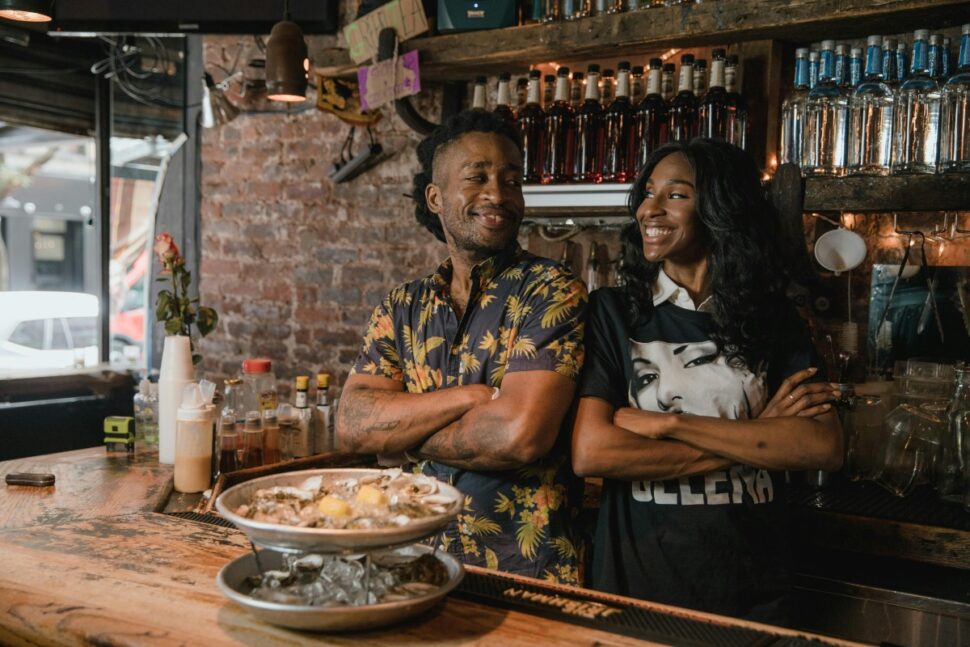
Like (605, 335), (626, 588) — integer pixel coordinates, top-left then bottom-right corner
(377, 27), (464, 136)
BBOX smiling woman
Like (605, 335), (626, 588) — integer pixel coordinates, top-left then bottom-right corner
(571, 138), (842, 624)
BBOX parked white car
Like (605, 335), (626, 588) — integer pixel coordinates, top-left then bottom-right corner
(0, 291), (100, 373)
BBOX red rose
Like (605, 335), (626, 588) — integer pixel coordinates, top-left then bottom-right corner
(153, 232), (181, 268)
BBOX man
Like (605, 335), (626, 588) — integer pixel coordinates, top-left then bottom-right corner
(336, 110), (587, 584)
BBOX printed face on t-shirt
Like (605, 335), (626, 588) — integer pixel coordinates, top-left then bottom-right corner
(628, 339), (766, 419)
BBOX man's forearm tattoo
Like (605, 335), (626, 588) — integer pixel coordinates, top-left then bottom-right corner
(338, 389), (401, 450)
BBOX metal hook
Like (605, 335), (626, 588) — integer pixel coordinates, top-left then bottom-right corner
(927, 212), (952, 243)
(892, 212), (922, 237)
(955, 211), (970, 237)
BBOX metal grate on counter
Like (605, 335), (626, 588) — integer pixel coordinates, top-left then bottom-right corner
(454, 570), (827, 647)
(166, 511), (238, 529)
(792, 481), (970, 530)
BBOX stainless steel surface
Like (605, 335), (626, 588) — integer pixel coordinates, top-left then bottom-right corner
(793, 573), (970, 646)
(215, 468), (463, 553)
(216, 544), (464, 632)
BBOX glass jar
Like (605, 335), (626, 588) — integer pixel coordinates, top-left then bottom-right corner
(877, 403), (945, 497)
(218, 412), (239, 475)
(937, 367), (970, 502)
(263, 409), (281, 465)
(843, 394), (888, 481)
(240, 411), (264, 469)
(242, 358), (277, 415)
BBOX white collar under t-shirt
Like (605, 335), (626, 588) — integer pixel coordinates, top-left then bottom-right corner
(651, 268), (713, 313)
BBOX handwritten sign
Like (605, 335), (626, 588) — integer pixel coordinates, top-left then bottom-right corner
(357, 50), (421, 111)
(343, 0), (429, 64)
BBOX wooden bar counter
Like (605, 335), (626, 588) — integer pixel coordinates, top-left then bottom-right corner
(0, 448), (862, 646)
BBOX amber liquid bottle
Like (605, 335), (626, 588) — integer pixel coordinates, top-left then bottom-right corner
(494, 72), (517, 123)
(635, 58), (669, 170)
(518, 70), (545, 183)
(602, 61), (635, 182)
(724, 54), (749, 149)
(572, 64), (604, 183)
(542, 67), (575, 183)
(669, 54), (699, 141)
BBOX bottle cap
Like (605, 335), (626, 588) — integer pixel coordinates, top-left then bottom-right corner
(242, 358), (272, 374)
(929, 34), (942, 45)
(963, 24), (969, 36)
(177, 383), (208, 420)
(499, 71), (511, 81)
(795, 47), (809, 58)
(587, 63), (600, 73)
(662, 63), (675, 72)
(602, 68), (614, 78)
(649, 57), (662, 68)
(632, 65), (643, 75)
(475, 75), (487, 84)
(897, 42), (906, 52)
(517, 77), (529, 87)
(557, 66), (570, 76)
(225, 377), (243, 386)
(680, 54), (694, 64)
(295, 375), (309, 390)
(694, 59), (707, 69)
(913, 29), (929, 41)
(820, 40), (835, 51)
(544, 74), (555, 82)
(244, 411), (262, 431)
(276, 403), (294, 423)
(528, 69), (541, 79)
(882, 37), (897, 49)
(617, 61), (630, 71)
(712, 48), (726, 59)
(727, 54), (739, 65)
(263, 409), (277, 424)
(809, 51), (819, 61)
(867, 35), (881, 47)
(572, 71), (584, 79)
(851, 47), (862, 58)
(316, 372), (330, 388)
(835, 44), (847, 55)
(139, 378), (151, 396)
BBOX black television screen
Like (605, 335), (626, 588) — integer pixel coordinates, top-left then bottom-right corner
(51, 0), (339, 35)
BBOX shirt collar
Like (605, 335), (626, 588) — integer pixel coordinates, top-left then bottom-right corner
(652, 268), (713, 312)
(432, 243), (523, 295)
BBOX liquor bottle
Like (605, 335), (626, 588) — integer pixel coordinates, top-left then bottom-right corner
(291, 376), (313, 458)
(847, 35), (894, 176)
(809, 50), (820, 89)
(929, 34), (944, 80)
(848, 47), (863, 88)
(516, 77), (529, 110)
(133, 378), (158, 450)
(608, 0), (625, 13)
(834, 44), (848, 87)
(542, 67), (575, 184)
(780, 47), (811, 165)
(519, 70), (545, 183)
(942, 36), (953, 79)
(896, 42), (908, 84)
(724, 53), (748, 149)
(543, 74), (556, 108)
(892, 29), (942, 174)
(602, 61), (635, 182)
(669, 54), (699, 142)
(883, 37), (899, 87)
(314, 372), (333, 453)
(593, 0), (606, 16)
(494, 72), (517, 123)
(523, 0), (543, 24)
(572, 64), (604, 183)
(940, 23), (970, 173)
(692, 58), (707, 97)
(570, 71), (585, 108)
(661, 62), (676, 102)
(541, 0), (560, 22)
(631, 65), (644, 104)
(561, 0), (578, 20)
(635, 57), (669, 169)
(585, 243), (600, 291)
(802, 40), (849, 176)
(600, 68), (615, 106)
(699, 49), (727, 140)
(471, 76), (487, 110)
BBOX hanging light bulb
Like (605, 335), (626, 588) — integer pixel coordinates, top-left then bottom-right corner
(265, 0), (308, 103)
(0, 0), (53, 22)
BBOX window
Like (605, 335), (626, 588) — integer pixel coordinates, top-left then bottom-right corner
(8, 319), (45, 349)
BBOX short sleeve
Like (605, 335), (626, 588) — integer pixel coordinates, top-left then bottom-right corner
(350, 295), (404, 382)
(504, 265), (588, 381)
(577, 288), (630, 409)
(765, 307), (827, 396)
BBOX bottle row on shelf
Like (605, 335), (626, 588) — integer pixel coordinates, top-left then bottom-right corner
(474, 50), (748, 184)
(781, 25), (970, 177)
(523, 0), (702, 25)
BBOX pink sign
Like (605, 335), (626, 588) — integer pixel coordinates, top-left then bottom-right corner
(357, 50), (421, 111)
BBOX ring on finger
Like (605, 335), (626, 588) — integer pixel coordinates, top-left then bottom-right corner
(788, 394), (796, 402)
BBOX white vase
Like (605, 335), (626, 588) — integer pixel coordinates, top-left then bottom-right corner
(158, 335), (194, 464)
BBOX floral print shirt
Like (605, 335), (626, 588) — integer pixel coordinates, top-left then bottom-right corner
(351, 244), (588, 584)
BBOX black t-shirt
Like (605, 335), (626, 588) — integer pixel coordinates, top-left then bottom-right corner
(578, 288), (820, 623)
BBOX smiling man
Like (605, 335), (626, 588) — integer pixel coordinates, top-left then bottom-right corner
(336, 110), (588, 583)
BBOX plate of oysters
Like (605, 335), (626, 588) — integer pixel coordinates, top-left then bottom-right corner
(215, 468), (466, 631)
(215, 468), (464, 553)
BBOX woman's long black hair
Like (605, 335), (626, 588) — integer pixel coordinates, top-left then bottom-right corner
(618, 138), (795, 371)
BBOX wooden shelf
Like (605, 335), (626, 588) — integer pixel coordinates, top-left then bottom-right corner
(317, 0), (970, 80)
(803, 173), (970, 212)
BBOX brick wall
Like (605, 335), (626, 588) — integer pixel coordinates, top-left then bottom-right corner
(198, 32), (447, 398)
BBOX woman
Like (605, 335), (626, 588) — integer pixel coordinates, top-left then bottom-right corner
(571, 139), (842, 624)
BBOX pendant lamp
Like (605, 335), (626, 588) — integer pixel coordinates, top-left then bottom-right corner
(0, 0), (53, 22)
(265, 1), (308, 103)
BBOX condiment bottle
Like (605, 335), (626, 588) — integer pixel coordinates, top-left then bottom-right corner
(291, 376), (313, 458)
(240, 410), (264, 469)
(174, 383), (214, 493)
(262, 409), (281, 464)
(218, 412), (239, 474)
(242, 358), (278, 414)
(314, 372), (333, 453)
(276, 403), (295, 462)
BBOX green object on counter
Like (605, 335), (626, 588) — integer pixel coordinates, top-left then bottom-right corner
(104, 416), (135, 453)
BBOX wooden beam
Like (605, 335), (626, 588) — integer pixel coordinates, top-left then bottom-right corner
(804, 175), (970, 212)
(316, 0), (970, 81)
